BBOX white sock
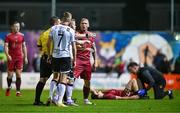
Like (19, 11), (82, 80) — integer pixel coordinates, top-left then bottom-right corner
(66, 85), (73, 101)
(53, 94), (59, 102)
(84, 99), (89, 102)
(57, 83), (66, 104)
(168, 90), (172, 95)
(49, 80), (57, 100)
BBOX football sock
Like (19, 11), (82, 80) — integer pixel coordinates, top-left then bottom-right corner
(35, 81), (45, 102)
(49, 80), (57, 100)
(7, 77), (12, 88)
(57, 83), (66, 104)
(83, 86), (90, 99)
(54, 85), (60, 101)
(63, 91), (67, 102)
(66, 84), (73, 101)
(16, 77), (21, 91)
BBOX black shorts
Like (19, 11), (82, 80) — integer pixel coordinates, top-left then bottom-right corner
(40, 54), (52, 78)
(52, 57), (71, 73)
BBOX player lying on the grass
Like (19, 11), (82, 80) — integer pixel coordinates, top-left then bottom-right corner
(91, 78), (148, 100)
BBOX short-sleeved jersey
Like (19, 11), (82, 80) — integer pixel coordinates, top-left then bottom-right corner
(103, 89), (122, 99)
(102, 89), (134, 99)
(76, 31), (95, 61)
(5, 32), (25, 58)
(50, 24), (75, 58)
(37, 28), (51, 55)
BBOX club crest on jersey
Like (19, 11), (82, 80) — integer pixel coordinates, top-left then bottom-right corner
(66, 28), (70, 31)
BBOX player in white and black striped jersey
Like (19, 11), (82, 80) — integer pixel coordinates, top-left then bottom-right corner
(47, 12), (77, 107)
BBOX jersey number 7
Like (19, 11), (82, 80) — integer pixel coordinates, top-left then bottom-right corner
(57, 33), (64, 47)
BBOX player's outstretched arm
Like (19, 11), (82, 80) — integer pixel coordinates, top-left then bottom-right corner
(75, 33), (86, 39)
(75, 32), (96, 39)
(115, 95), (140, 100)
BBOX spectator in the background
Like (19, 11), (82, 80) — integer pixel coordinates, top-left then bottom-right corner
(113, 57), (125, 78)
(143, 46), (150, 66)
(173, 52), (180, 74)
(153, 49), (171, 73)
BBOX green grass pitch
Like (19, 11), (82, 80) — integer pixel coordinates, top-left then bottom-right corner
(0, 89), (180, 113)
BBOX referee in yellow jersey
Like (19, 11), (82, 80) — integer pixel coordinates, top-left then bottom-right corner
(33, 16), (60, 105)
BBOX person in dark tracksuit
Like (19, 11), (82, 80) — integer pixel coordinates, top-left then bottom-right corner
(127, 62), (174, 99)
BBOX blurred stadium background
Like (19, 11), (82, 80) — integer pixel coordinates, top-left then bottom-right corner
(0, 0), (180, 90)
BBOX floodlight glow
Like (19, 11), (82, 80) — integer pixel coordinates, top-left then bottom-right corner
(175, 34), (180, 41)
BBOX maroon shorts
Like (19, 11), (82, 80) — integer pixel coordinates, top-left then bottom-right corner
(74, 59), (92, 80)
(7, 58), (23, 71)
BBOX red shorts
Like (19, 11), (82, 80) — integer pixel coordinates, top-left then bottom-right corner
(7, 58), (23, 71)
(74, 59), (92, 80)
(121, 90), (134, 97)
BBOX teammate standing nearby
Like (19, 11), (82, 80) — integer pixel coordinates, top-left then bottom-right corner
(74, 18), (98, 105)
(33, 16), (60, 105)
(4, 21), (28, 97)
(47, 12), (77, 107)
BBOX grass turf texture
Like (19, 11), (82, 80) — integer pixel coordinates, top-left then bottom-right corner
(0, 90), (179, 113)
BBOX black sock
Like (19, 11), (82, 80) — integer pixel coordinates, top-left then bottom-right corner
(35, 82), (45, 102)
(16, 78), (21, 91)
(164, 91), (169, 96)
(7, 77), (12, 88)
(83, 86), (90, 99)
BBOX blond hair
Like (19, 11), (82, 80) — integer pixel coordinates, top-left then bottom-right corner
(70, 19), (76, 30)
(61, 12), (72, 22)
